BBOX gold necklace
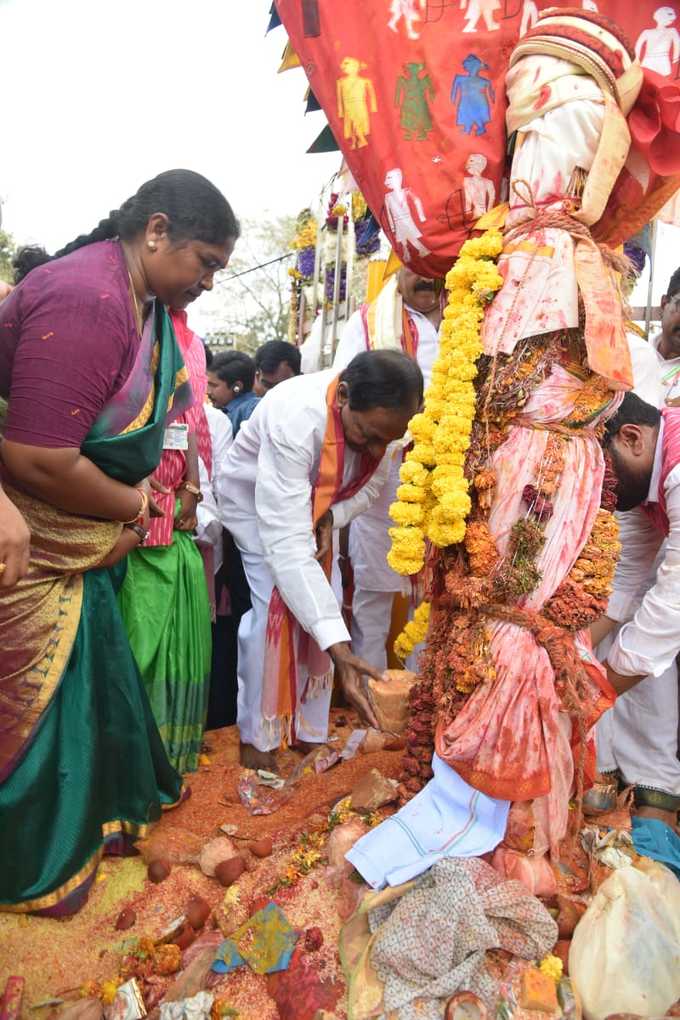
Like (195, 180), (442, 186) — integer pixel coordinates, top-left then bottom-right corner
(127, 270), (144, 336)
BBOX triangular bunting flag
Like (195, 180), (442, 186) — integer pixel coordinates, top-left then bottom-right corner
(278, 41), (301, 73)
(266, 4), (282, 33)
(307, 124), (339, 154)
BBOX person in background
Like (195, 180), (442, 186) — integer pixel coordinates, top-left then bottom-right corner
(197, 346), (238, 729)
(118, 305), (225, 774)
(0, 169), (238, 915)
(219, 349), (424, 770)
(648, 266), (680, 404)
(332, 266), (441, 670)
(253, 339), (301, 396)
(597, 393), (680, 831)
(207, 350), (259, 437)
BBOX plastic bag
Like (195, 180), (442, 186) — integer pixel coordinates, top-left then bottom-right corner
(569, 859), (680, 1020)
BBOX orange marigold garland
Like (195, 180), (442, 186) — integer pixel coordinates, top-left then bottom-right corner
(544, 509), (620, 630)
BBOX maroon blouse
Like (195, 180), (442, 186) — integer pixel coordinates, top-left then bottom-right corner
(0, 240), (139, 448)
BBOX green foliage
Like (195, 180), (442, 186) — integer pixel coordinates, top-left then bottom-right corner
(202, 215), (297, 350)
(0, 230), (16, 284)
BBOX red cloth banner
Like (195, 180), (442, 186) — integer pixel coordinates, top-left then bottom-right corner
(277, 0), (680, 275)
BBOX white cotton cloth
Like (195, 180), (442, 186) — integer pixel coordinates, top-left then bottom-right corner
(346, 754), (510, 889)
(196, 403), (233, 574)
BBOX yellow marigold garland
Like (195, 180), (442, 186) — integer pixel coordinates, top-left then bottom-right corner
(387, 229), (503, 576)
(394, 600), (431, 661)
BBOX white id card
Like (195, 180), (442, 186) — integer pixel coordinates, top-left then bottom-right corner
(163, 422), (189, 450)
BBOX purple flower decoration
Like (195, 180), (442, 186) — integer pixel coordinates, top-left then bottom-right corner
(324, 264), (347, 304)
(355, 212), (381, 256)
(296, 246), (316, 280)
(623, 242), (646, 278)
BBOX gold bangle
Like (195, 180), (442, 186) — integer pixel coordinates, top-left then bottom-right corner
(122, 487), (148, 525)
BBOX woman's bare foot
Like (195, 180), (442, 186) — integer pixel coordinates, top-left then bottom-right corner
(239, 741), (277, 771)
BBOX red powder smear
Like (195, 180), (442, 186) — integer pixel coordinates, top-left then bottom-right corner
(533, 84), (551, 110)
(267, 945), (344, 1020)
(1, 717), (394, 1013)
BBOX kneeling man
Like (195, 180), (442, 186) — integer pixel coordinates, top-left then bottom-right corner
(598, 393), (680, 828)
(220, 350), (423, 768)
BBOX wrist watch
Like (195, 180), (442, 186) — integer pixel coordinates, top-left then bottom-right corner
(125, 522), (149, 544)
(180, 481), (204, 503)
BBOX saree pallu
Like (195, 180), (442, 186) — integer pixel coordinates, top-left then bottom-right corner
(119, 504), (212, 775)
(0, 304), (191, 915)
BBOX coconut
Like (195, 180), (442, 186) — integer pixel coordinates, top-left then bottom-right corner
(147, 858), (171, 883)
(215, 856), (246, 887)
(249, 837), (273, 859)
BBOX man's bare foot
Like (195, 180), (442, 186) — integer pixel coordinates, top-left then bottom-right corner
(633, 804), (680, 833)
(239, 742), (277, 771)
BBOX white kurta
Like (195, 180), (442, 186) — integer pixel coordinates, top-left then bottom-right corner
(196, 404), (233, 575)
(217, 370), (393, 750)
(332, 305), (439, 669)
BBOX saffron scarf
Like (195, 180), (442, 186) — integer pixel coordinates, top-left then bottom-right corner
(262, 376), (379, 743)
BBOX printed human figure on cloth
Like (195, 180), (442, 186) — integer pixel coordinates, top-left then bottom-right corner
(638, 7), (680, 227)
(395, 62), (435, 140)
(383, 168), (430, 260)
(388, 0), (427, 39)
(463, 153), (496, 218)
(451, 54), (495, 136)
(460, 0), (500, 32)
(337, 57), (378, 150)
(519, 0), (539, 36)
(635, 6), (680, 76)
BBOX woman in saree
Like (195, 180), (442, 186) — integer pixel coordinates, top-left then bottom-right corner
(119, 310), (214, 774)
(0, 168), (239, 916)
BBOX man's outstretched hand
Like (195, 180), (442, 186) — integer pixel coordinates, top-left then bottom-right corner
(328, 642), (382, 730)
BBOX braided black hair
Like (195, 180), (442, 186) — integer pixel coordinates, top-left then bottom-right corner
(13, 169), (239, 283)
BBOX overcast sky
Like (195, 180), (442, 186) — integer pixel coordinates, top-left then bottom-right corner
(1, 0), (677, 331)
(0, 0), (338, 293)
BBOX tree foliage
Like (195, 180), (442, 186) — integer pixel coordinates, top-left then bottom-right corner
(0, 229), (16, 284)
(200, 214), (296, 354)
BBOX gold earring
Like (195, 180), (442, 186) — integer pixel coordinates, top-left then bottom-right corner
(147, 242), (157, 251)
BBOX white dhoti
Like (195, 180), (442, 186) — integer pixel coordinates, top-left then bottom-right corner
(349, 451), (424, 672)
(237, 548), (333, 752)
(596, 631), (680, 798)
(351, 588), (396, 672)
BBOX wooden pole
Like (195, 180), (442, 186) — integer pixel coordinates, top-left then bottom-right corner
(328, 216), (344, 365)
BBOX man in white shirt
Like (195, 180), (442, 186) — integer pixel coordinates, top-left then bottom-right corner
(649, 266), (680, 404)
(332, 267), (441, 670)
(595, 272), (680, 819)
(596, 394), (680, 827)
(219, 349), (424, 769)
